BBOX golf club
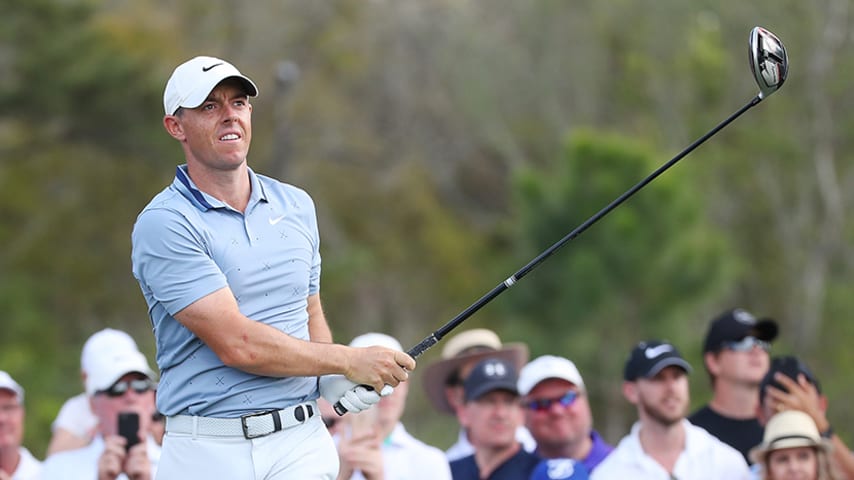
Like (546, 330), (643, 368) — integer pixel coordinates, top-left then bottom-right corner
(335, 26), (788, 415)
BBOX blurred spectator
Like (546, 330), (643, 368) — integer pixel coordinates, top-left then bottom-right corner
(335, 333), (450, 480)
(756, 356), (854, 478)
(47, 328), (141, 456)
(592, 340), (750, 480)
(690, 308), (778, 462)
(41, 346), (160, 479)
(749, 410), (840, 480)
(518, 355), (612, 477)
(449, 357), (539, 479)
(318, 398), (343, 437)
(149, 412), (164, 447)
(0, 371), (41, 480)
(422, 328), (534, 460)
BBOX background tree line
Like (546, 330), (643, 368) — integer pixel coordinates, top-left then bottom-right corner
(2, 0), (852, 455)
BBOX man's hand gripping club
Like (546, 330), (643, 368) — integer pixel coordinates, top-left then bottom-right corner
(319, 346), (415, 415)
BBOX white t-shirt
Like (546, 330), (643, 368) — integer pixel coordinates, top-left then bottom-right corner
(51, 393), (97, 437)
(40, 435), (160, 480)
(12, 447), (41, 480)
(344, 422), (451, 480)
(591, 419), (750, 480)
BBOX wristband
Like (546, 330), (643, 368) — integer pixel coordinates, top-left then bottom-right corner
(820, 425), (834, 439)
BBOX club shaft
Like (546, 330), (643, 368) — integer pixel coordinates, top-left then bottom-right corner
(406, 94), (763, 360)
(335, 94), (765, 415)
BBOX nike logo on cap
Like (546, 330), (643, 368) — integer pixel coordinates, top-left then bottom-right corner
(202, 62), (223, 72)
(644, 344), (673, 359)
(733, 308), (758, 325)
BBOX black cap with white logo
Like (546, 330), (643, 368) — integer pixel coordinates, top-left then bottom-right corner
(623, 340), (692, 381)
(463, 357), (519, 402)
(703, 308), (778, 353)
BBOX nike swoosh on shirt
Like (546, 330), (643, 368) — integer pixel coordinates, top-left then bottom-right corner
(644, 344), (673, 359)
(269, 215), (286, 225)
(202, 62), (223, 72)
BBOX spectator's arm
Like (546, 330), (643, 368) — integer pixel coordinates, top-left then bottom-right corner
(767, 373), (854, 478)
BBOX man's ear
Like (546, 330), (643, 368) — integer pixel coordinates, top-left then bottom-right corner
(163, 115), (185, 141)
(457, 403), (471, 429)
(622, 381), (638, 405)
(703, 352), (721, 377)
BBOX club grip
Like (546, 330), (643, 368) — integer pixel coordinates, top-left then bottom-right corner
(333, 384), (375, 416)
(333, 400), (348, 416)
(407, 335), (438, 359)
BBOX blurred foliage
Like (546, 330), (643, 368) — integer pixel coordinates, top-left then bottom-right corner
(1, 0), (853, 459)
(502, 130), (735, 437)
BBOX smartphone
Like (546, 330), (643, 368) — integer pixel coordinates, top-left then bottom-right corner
(117, 412), (140, 450)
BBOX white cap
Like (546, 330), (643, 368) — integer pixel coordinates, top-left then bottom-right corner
(81, 328), (139, 374)
(85, 349), (155, 396)
(0, 371), (24, 402)
(163, 56), (259, 115)
(349, 333), (403, 352)
(517, 355), (585, 396)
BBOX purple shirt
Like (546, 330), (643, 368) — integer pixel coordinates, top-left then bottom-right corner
(582, 430), (614, 472)
(531, 430), (614, 479)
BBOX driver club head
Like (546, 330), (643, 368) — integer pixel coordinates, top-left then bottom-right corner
(749, 26), (789, 99)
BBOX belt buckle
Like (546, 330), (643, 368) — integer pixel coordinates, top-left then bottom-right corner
(240, 409), (278, 440)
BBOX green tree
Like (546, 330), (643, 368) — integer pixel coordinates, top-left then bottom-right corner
(0, 0), (174, 454)
(502, 130), (735, 438)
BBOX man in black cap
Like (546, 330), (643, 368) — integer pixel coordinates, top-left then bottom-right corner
(592, 340), (749, 479)
(689, 308), (778, 462)
(449, 357), (539, 480)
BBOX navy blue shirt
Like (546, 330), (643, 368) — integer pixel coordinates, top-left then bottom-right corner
(450, 448), (540, 480)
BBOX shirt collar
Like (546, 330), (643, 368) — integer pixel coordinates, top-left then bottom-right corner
(173, 164), (268, 212)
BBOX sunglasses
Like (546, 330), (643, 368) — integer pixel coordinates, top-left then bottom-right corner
(721, 336), (770, 353)
(524, 390), (579, 413)
(97, 379), (156, 398)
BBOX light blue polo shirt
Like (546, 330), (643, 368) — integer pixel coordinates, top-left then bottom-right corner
(131, 165), (321, 417)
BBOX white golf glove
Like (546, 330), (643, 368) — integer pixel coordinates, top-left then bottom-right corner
(318, 374), (394, 414)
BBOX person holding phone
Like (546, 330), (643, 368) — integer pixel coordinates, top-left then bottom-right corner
(41, 346), (159, 480)
(755, 356), (854, 478)
(47, 328), (143, 457)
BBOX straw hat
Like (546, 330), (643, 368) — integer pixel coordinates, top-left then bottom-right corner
(421, 328), (528, 414)
(749, 410), (831, 465)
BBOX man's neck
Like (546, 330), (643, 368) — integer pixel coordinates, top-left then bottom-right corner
(638, 419), (685, 474)
(186, 161), (251, 212)
(0, 446), (21, 476)
(539, 433), (593, 460)
(709, 380), (759, 419)
(475, 441), (521, 479)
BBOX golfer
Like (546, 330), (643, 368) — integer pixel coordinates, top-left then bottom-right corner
(131, 56), (415, 479)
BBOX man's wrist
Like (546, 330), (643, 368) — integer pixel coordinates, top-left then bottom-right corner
(821, 424), (834, 439)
